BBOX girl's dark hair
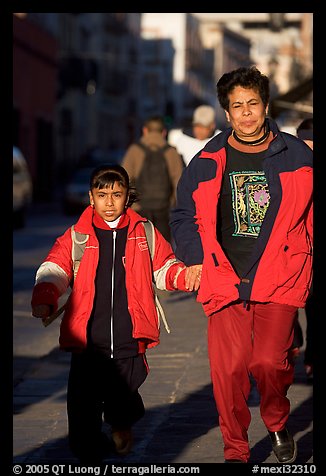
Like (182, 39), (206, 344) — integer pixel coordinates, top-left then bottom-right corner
(216, 65), (270, 111)
(89, 163), (138, 207)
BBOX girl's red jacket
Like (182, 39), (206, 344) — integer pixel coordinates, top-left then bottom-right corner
(31, 206), (187, 352)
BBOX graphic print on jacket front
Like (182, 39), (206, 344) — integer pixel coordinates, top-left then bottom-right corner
(229, 170), (270, 237)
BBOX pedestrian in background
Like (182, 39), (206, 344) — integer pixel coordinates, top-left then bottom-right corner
(31, 164), (190, 464)
(168, 104), (222, 166)
(292, 117), (314, 380)
(297, 117), (313, 150)
(170, 66), (313, 464)
(121, 115), (184, 242)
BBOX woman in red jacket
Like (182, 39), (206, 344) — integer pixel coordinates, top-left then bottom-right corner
(31, 164), (189, 464)
(171, 67), (313, 464)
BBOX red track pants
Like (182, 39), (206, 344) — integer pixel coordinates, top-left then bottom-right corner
(207, 301), (298, 462)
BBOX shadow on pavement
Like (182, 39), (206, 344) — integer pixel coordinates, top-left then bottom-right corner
(14, 383), (218, 464)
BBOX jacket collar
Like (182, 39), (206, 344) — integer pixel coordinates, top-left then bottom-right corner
(73, 205), (147, 235)
(202, 117), (286, 157)
(92, 209), (130, 229)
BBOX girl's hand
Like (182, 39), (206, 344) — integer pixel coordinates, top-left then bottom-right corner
(32, 304), (52, 319)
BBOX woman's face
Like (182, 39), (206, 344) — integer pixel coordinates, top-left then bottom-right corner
(89, 181), (128, 222)
(225, 86), (268, 141)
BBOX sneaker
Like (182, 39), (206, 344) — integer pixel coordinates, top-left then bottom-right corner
(112, 427), (133, 456)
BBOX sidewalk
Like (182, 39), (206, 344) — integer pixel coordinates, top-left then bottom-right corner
(13, 292), (314, 466)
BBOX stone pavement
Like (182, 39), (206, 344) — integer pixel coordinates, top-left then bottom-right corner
(13, 292), (315, 469)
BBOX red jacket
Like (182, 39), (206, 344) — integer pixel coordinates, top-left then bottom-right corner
(171, 118), (313, 315)
(31, 206), (187, 351)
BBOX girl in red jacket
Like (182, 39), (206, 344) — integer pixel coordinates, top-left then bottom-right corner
(31, 164), (190, 464)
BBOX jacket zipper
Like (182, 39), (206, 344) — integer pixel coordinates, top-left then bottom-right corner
(110, 230), (116, 358)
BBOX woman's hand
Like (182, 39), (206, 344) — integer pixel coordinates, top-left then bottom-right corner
(185, 264), (203, 291)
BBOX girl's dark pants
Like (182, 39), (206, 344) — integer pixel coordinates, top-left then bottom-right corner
(67, 349), (147, 459)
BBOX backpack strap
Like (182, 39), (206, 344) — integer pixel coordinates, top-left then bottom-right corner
(71, 225), (89, 280)
(143, 220), (155, 260)
(42, 225), (88, 327)
(142, 220), (171, 334)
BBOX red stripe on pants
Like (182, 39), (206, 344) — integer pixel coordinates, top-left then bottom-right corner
(207, 301), (297, 462)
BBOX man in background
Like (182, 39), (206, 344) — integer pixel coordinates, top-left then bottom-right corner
(122, 115), (183, 242)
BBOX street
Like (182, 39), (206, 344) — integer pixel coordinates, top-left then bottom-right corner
(13, 204), (315, 468)
(13, 203), (75, 384)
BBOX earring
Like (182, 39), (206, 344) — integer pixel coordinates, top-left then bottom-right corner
(91, 203), (94, 208)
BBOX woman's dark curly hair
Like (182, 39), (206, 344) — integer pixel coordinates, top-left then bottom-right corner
(216, 66), (270, 111)
(89, 163), (138, 207)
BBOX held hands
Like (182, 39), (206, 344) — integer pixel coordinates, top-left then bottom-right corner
(185, 264), (203, 291)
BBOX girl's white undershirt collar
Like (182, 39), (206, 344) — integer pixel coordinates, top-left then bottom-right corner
(104, 216), (121, 229)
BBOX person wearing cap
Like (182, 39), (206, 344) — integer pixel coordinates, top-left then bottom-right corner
(168, 105), (222, 166)
(170, 66), (313, 463)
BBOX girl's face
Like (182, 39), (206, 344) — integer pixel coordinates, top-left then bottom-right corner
(89, 181), (128, 222)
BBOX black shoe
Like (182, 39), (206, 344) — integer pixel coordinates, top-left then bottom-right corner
(268, 428), (297, 463)
(224, 459), (245, 463)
